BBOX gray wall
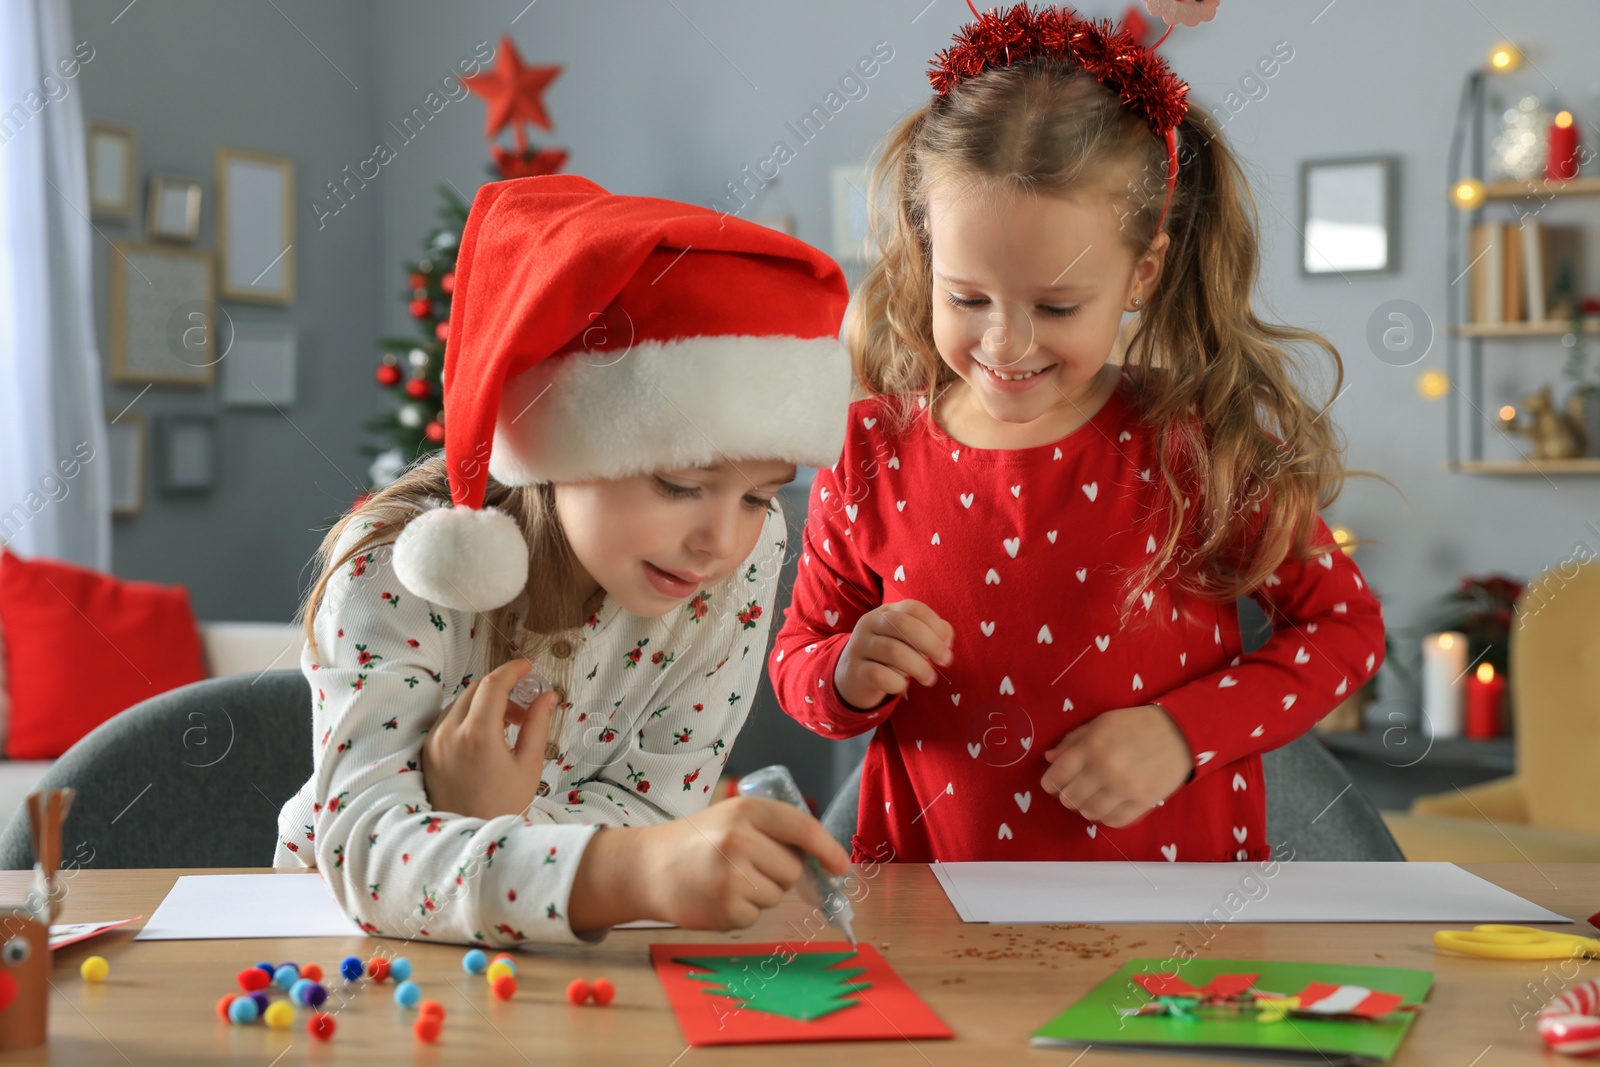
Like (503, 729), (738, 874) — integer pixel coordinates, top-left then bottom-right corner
(72, 1), (1600, 789)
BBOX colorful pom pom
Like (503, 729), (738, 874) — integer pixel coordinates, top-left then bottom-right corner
(413, 1016), (442, 1043)
(462, 948), (488, 975)
(419, 1000), (446, 1021)
(300, 963), (323, 982)
(289, 978), (314, 1006)
(237, 967), (270, 993)
(307, 1012), (336, 1041)
(340, 956), (363, 981)
(491, 974), (517, 1000)
(273, 963), (299, 990)
(492, 953), (518, 974)
(367, 956), (391, 982)
(249, 992), (270, 1015)
(394, 980), (422, 1008)
(566, 978), (591, 1005)
(264, 1001), (295, 1029)
(390, 956), (413, 982)
(591, 977), (615, 1006)
(486, 961), (515, 985)
(80, 956), (109, 983)
(254, 961), (276, 978)
(216, 994), (237, 1021)
(306, 982), (328, 1008)
(228, 997), (260, 1024)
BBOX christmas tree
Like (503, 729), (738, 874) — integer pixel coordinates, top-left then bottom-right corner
(365, 33), (567, 490)
(675, 952), (870, 1022)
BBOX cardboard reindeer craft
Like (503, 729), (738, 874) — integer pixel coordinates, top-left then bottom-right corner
(0, 789), (74, 1051)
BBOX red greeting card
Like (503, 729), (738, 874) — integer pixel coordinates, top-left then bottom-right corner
(650, 941), (952, 1046)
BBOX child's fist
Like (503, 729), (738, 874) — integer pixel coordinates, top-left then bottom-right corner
(1041, 704), (1191, 828)
(421, 658), (561, 821)
(832, 600), (954, 711)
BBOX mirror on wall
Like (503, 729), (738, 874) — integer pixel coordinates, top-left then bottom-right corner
(1300, 156), (1398, 276)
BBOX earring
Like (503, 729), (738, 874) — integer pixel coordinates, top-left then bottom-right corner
(1129, 297), (1144, 310)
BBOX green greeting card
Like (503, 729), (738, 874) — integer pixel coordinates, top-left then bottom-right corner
(1032, 958), (1433, 1064)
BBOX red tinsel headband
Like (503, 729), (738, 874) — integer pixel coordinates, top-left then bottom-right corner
(928, 1), (1200, 233)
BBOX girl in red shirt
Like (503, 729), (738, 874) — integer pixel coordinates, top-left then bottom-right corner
(770, 3), (1384, 865)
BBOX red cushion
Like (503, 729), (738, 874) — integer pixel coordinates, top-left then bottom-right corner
(0, 549), (206, 759)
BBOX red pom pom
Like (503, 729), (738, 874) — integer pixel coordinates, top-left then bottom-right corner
(404, 377), (431, 400)
(367, 957), (390, 982)
(408, 298), (432, 319)
(307, 1012), (337, 1041)
(440, 272), (455, 294)
(590, 977), (615, 1006)
(565, 978), (591, 1005)
(413, 1016), (442, 1043)
(434, 320), (450, 341)
(491, 975), (517, 1000)
(216, 994), (238, 1020)
(375, 364), (402, 387)
(423, 420), (445, 443)
(418, 1000), (446, 1022)
(237, 968), (270, 993)
(300, 963), (323, 982)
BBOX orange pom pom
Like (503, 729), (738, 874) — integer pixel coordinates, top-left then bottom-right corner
(300, 963), (323, 982)
(413, 1016), (442, 1043)
(307, 1012), (336, 1041)
(565, 978), (591, 1004)
(367, 957), (390, 982)
(216, 994), (237, 1021)
(590, 977), (615, 1006)
(418, 1000), (446, 1021)
(491, 974), (517, 1000)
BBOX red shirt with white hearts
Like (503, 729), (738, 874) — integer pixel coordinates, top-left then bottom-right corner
(770, 377), (1385, 864)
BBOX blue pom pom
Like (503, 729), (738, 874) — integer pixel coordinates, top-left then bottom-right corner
(289, 978), (314, 1006)
(254, 962), (276, 979)
(273, 964), (299, 990)
(229, 997), (259, 1024)
(306, 982), (328, 1008)
(340, 955), (364, 981)
(462, 948), (487, 975)
(390, 956), (412, 982)
(393, 980), (421, 1008)
(249, 991), (270, 1014)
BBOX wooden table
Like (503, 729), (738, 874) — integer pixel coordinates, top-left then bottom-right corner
(4, 864), (1597, 1064)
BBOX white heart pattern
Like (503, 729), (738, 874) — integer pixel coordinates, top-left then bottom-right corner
(1082, 482), (1099, 502)
(1195, 751), (1216, 766)
(1232, 772), (1247, 791)
(999, 675), (1015, 695)
(1318, 552), (1334, 570)
(1335, 677), (1348, 696)
(951, 449), (961, 462)
(1020, 736), (1032, 751)
(945, 782), (954, 795)
(1251, 724), (1264, 737)
(1119, 430), (1132, 443)
(916, 739), (923, 750)
(888, 456), (899, 469)
(967, 742), (982, 758)
(893, 565), (906, 582)
(897, 500), (907, 512)
(1218, 675), (1238, 688)
(1014, 791), (1032, 813)
(863, 417), (877, 429)
(1179, 652), (1187, 666)
(1085, 824), (1097, 838)
(1011, 484), (1021, 498)
(980, 621), (996, 637)
(1095, 635), (1110, 651)
(1037, 624), (1053, 644)
(1282, 694), (1297, 710)
(1047, 530), (1058, 543)
(1365, 652), (1375, 671)
(932, 532), (941, 545)
(985, 569), (1001, 585)
(845, 504), (858, 522)
(961, 492), (974, 508)
(998, 823), (1013, 840)
(1132, 673), (1144, 691)
(1053, 447), (1063, 460)
(1294, 646), (1310, 664)
(1062, 698), (1075, 711)
(824, 610), (840, 627)
(1161, 844), (1178, 862)
(1075, 568), (1088, 582)
(1233, 826), (1248, 843)
(951, 694), (961, 706)
(820, 488), (831, 502)
(1141, 590), (1154, 611)
(1004, 537), (1020, 558)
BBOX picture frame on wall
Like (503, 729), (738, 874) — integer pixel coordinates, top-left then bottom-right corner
(1300, 155), (1399, 276)
(215, 146), (295, 304)
(830, 164), (874, 263)
(108, 241), (217, 387)
(158, 415), (217, 495)
(219, 324), (297, 408)
(145, 174), (202, 243)
(88, 122), (136, 221)
(104, 410), (146, 518)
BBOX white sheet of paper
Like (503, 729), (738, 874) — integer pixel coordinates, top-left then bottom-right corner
(931, 862), (1568, 924)
(136, 873), (355, 940)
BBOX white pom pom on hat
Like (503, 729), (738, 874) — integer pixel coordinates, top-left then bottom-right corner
(389, 174), (852, 613)
(392, 504), (529, 613)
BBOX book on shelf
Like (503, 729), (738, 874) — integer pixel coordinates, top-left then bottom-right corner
(1470, 220), (1583, 327)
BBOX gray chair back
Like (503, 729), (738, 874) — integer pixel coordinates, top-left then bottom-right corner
(0, 671), (312, 870)
(821, 736), (1403, 861)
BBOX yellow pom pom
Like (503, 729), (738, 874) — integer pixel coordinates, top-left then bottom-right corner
(80, 956), (109, 982)
(486, 961), (515, 984)
(264, 1001), (296, 1029)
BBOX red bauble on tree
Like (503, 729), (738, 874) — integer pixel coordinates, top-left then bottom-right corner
(424, 420), (445, 443)
(404, 377), (431, 400)
(375, 363), (402, 387)
(408, 298), (432, 318)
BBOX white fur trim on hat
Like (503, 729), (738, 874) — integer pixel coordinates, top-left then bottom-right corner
(392, 504), (529, 612)
(487, 335), (852, 485)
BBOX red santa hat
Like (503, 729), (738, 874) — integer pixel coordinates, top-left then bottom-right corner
(392, 174), (853, 613)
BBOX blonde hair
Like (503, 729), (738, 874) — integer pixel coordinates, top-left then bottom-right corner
(850, 60), (1370, 624)
(297, 452), (583, 714)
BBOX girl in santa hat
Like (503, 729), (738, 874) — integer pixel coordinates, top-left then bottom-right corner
(276, 174), (853, 947)
(771, 2), (1385, 865)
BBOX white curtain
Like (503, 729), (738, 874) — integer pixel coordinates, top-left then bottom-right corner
(0, 0), (109, 569)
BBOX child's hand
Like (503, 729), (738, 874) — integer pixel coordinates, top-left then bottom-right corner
(1041, 704), (1192, 828)
(832, 600), (954, 710)
(569, 796), (851, 933)
(420, 658), (561, 821)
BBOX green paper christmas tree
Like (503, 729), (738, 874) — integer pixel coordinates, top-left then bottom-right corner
(675, 952), (870, 1022)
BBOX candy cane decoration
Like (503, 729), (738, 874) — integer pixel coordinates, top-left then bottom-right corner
(1539, 980), (1600, 1057)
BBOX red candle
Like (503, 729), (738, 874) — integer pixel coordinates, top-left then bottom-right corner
(1465, 662), (1505, 739)
(1547, 111), (1580, 182)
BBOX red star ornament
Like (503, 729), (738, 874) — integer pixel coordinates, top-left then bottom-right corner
(463, 34), (561, 152)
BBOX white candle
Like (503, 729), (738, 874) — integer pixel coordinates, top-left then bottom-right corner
(1421, 632), (1467, 738)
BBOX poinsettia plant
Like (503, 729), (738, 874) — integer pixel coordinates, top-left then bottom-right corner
(1418, 572), (1524, 681)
